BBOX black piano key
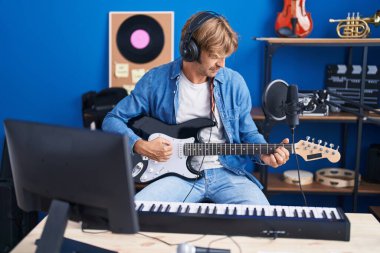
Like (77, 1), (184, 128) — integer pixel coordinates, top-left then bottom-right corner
(294, 209), (298, 217)
(225, 207), (229, 215)
(273, 208), (278, 217)
(197, 206), (202, 214)
(253, 208), (257, 216)
(213, 206), (217, 214)
(205, 206), (210, 214)
(302, 209), (307, 218)
(245, 207), (250, 216)
(165, 205), (171, 212)
(138, 203), (144, 211)
(310, 210), (315, 218)
(261, 208), (265, 216)
(157, 204), (163, 212)
(177, 205), (182, 213)
(322, 210), (327, 219)
(233, 207), (237, 215)
(185, 205), (190, 213)
(149, 204), (156, 212)
(331, 211), (336, 220)
(281, 209), (286, 217)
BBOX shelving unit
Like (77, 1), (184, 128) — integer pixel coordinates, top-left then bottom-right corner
(254, 38), (380, 211)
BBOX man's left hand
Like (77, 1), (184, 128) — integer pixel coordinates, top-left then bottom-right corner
(260, 138), (290, 168)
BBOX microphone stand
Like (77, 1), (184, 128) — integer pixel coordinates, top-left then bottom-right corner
(314, 89), (380, 125)
(313, 89), (380, 211)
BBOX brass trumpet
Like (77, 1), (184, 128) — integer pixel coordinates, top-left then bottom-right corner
(329, 11), (380, 39)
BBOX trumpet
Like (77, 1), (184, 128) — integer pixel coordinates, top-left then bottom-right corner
(329, 11), (380, 39)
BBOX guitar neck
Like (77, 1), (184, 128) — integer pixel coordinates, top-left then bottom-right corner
(183, 143), (294, 156)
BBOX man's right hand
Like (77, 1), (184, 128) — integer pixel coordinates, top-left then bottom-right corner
(133, 137), (173, 162)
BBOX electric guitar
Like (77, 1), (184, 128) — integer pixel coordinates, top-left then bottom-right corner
(128, 116), (340, 183)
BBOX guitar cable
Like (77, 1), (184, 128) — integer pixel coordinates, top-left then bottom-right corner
(291, 128), (308, 207)
(182, 112), (217, 203)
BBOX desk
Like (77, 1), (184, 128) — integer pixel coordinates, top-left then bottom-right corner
(11, 213), (380, 253)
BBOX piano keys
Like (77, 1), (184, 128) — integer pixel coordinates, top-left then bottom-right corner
(136, 201), (350, 241)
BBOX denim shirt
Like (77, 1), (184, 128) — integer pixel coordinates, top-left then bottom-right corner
(102, 58), (267, 189)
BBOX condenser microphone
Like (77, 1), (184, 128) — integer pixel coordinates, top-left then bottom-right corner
(177, 243), (231, 253)
(285, 85), (300, 130)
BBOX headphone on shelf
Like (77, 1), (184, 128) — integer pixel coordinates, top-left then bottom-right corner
(180, 11), (221, 62)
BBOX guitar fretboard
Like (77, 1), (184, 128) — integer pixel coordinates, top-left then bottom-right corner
(183, 143), (293, 156)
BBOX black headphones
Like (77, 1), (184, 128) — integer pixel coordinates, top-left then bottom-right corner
(180, 11), (221, 62)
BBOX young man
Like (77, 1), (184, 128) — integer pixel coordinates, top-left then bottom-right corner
(102, 11), (290, 205)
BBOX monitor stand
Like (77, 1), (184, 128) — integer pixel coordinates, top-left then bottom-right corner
(35, 199), (116, 253)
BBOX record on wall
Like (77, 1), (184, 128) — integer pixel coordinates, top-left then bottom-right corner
(109, 12), (174, 91)
(116, 15), (164, 64)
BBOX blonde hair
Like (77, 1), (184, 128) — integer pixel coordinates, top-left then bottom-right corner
(181, 12), (238, 58)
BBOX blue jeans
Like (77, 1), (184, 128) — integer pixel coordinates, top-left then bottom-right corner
(135, 168), (270, 205)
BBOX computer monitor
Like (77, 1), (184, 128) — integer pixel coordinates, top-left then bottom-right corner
(4, 119), (138, 253)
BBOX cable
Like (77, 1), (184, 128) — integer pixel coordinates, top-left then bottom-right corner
(182, 124), (213, 203)
(207, 235), (242, 253)
(291, 128), (308, 207)
(138, 232), (207, 246)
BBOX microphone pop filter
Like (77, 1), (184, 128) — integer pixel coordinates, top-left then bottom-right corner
(262, 79), (289, 121)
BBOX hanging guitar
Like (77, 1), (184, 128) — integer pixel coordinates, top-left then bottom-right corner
(128, 116), (341, 184)
(275, 0), (313, 38)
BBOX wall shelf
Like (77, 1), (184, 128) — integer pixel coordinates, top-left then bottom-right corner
(254, 37), (380, 211)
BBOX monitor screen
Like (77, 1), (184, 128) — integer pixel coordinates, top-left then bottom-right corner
(4, 119), (138, 252)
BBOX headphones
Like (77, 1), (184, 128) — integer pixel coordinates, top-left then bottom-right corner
(180, 11), (221, 62)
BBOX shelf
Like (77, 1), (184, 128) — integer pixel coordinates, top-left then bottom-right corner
(251, 107), (380, 123)
(255, 37), (380, 46)
(265, 173), (380, 195)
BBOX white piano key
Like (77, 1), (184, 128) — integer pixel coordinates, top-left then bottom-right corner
(323, 208), (332, 219)
(302, 207), (311, 218)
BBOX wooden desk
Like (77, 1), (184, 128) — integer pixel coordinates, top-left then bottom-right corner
(11, 213), (380, 253)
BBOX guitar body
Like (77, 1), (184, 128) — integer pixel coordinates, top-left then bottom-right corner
(128, 116), (215, 183)
(128, 117), (340, 184)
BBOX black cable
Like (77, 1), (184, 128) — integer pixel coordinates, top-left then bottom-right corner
(182, 124), (213, 203)
(208, 235), (242, 253)
(137, 232), (207, 246)
(291, 128), (308, 207)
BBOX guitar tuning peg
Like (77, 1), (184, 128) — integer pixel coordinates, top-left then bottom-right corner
(318, 139), (322, 145)
(306, 136), (310, 141)
(329, 143), (334, 148)
(311, 138), (315, 143)
(336, 145), (340, 151)
(324, 141), (328, 147)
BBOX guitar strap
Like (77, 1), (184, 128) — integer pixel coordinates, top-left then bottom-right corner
(209, 77), (216, 121)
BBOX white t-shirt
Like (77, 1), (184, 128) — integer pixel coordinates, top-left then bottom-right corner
(176, 72), (226, 171)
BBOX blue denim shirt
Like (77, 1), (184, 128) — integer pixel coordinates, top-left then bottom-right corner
(102, 58), (267, 188)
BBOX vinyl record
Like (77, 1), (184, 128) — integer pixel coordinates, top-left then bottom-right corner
(116, 15), (164, 64)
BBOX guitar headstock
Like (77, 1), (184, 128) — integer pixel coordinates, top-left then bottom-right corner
(294, 136), (341, 163)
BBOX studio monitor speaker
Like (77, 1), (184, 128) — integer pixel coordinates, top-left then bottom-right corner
(365, 144), (380, 183)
